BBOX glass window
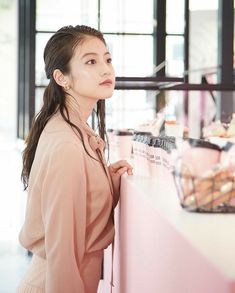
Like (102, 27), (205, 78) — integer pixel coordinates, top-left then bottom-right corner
(163, 90), (219, 138)
(189, 0), (218, 11)
(34, 0), (186, 136)
(166, 0), (185, 34)
(35, 0), (156, 133)
(100, 0), (154, 33)
(164, 91), (186, 124)
(35, 88), (45, 114)
(166, 36), (184, 77)
(189, 0), (218, 83)
(36, 0), (98, 31)
(105, 34), (154, 76)
(106, 90), (156, 129)
(35, 33), (53, 86)
(36, 34), (154, 83)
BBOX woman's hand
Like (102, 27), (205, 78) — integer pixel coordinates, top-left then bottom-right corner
(108, 160), (133, 207)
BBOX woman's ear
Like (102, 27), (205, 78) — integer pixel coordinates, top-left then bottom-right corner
(53, 69), (71, 91)
(53, 69), (67, 87)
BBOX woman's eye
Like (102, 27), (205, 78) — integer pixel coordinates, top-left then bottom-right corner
(107, 58), (112, 64)
(86, 59), (96, 65)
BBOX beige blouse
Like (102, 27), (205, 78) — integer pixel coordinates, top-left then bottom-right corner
(19, 103), (115, 292)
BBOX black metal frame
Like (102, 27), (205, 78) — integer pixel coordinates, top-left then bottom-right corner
(155, 0), (189, 78)
(115, 78), (235, 91)
(155, 0), (166, 77)
(17, 0), (36, 139)
(184, 0), (189, 82)
(217, 0), (234, 121)
(218, 0), (234, 84)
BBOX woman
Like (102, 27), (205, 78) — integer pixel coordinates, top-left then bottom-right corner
(17, 25), (133, 293)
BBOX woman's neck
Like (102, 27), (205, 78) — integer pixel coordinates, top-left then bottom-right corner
(65, 93), (97, 122)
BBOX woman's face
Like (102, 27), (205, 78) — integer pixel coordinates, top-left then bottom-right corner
(67, 37), (115, 101)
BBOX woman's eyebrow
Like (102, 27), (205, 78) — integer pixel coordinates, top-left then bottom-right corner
(81, 51), (111, 59)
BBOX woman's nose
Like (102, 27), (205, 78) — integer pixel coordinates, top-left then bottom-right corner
(100, 62), (112, 76)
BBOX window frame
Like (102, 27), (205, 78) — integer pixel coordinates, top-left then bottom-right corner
(17, 0), (190, 139)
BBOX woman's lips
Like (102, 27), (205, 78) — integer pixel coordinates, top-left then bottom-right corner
(99, 79), (113, 85)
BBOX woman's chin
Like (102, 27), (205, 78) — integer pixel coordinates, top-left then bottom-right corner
(98, 94), (113, 100)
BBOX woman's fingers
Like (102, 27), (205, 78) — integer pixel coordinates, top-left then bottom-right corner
(110, 165), (133, 176)
(110, 160), (127, 169)
(127, 168), (133, 175)
(110, 160), (133, 172)
(116, 166), (127, 175)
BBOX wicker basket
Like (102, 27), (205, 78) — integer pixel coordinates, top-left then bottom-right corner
(173, 165), (235, 213)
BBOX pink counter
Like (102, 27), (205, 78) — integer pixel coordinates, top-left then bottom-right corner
(100, 172), (235, 293)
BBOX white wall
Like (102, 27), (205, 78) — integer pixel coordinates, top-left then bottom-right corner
(0, 1), (17, 141)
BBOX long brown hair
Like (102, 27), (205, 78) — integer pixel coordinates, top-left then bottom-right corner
(21, 25), (108, 190)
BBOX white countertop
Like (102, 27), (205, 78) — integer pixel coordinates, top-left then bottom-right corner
(123, 173), (235, 280)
